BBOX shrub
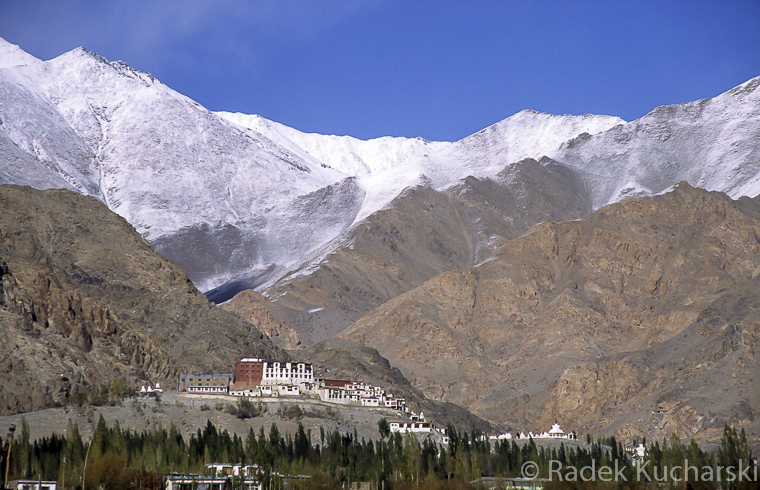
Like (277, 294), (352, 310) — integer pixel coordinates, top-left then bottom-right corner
(279, 403), (303, 420)
(234, 397), (261, 420)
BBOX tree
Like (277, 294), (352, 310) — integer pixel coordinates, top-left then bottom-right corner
(378, 419), (390, 440)
(86, 453), (128, 490)
(717, 424), (751, 490)
(376, 419), (390, 490)
(295, 423), (309, 462)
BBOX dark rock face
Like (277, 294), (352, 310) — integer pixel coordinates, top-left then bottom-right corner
(0, 185), (283, 415)
(339, 183), (760, 444)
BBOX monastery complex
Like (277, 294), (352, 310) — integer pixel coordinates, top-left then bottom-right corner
(177, 358), (574, 440)
(179, 358), (409, 412)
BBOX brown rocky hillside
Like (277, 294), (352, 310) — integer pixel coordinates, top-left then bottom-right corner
(339, 183), (760, 444)
(0, 185), (495, 431)
(303, 338), (495, 432)
(232, 157), (593, 347)
(0, 185), (283, 415)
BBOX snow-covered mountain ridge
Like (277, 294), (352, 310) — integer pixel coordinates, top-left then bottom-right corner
(216, 110), (625, 223)
(554, 76), (760, 208)
(1, 36), (759, 296)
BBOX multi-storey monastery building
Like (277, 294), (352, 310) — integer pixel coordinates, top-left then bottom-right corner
(233, 358), (316, 387)
(229, 358), (319, 397)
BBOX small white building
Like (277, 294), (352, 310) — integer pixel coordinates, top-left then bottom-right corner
(489, 432), (513, 441)
(205, 463), (260, 477)
(8, 481), (57, 490)
(390, 421), (433, 433)
(360, 397), (381, 407)
(632, 444), (646, 464)
(166, 475), (259, 490)
(166, 464), (261, 490)
(276, 384), (301, 396)
(320, 387), (350, 404)
(229, 387), (262, 397)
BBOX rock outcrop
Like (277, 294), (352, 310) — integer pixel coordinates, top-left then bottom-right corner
(223, 290), (301, 350)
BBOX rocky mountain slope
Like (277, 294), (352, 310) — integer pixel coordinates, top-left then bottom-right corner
(0, 184), (492, 430)
(242, 157), (593, 347)
(340, 184), (760, 443)
(0, 185), (282, 415)
(303, 338), (495, 432)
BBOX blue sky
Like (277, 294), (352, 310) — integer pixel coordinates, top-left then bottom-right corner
(1, 0), (759, 141)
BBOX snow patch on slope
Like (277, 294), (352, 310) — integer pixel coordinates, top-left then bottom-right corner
(217, 109), (625, 226)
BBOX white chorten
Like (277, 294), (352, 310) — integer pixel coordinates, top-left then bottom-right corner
(548, 420), (565, 438)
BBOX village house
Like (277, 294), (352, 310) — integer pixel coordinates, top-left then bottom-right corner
(390, 412), (437, 434)
(205, 463), (261, 478)
(178, 374), (232, 394)
(319, 386), (349, 404)
(389, 421), (434, 434)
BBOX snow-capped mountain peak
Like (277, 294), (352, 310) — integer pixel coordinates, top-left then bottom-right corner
(0, 37), (40, 69)
(2, 36), (759, 298)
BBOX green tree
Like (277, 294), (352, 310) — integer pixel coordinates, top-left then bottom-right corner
(86, 453), (128, 490)
(295, 423), (310, 462)
(717, 424), (751, 490)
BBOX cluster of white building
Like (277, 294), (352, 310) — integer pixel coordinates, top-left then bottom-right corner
(389, 412), (435, 434)
(179, 358), (408, 413)
(318, 380), (407, 411)
(489, 421), (578, 441)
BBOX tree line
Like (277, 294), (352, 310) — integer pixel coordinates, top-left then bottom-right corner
(1, 416), (755, 490)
